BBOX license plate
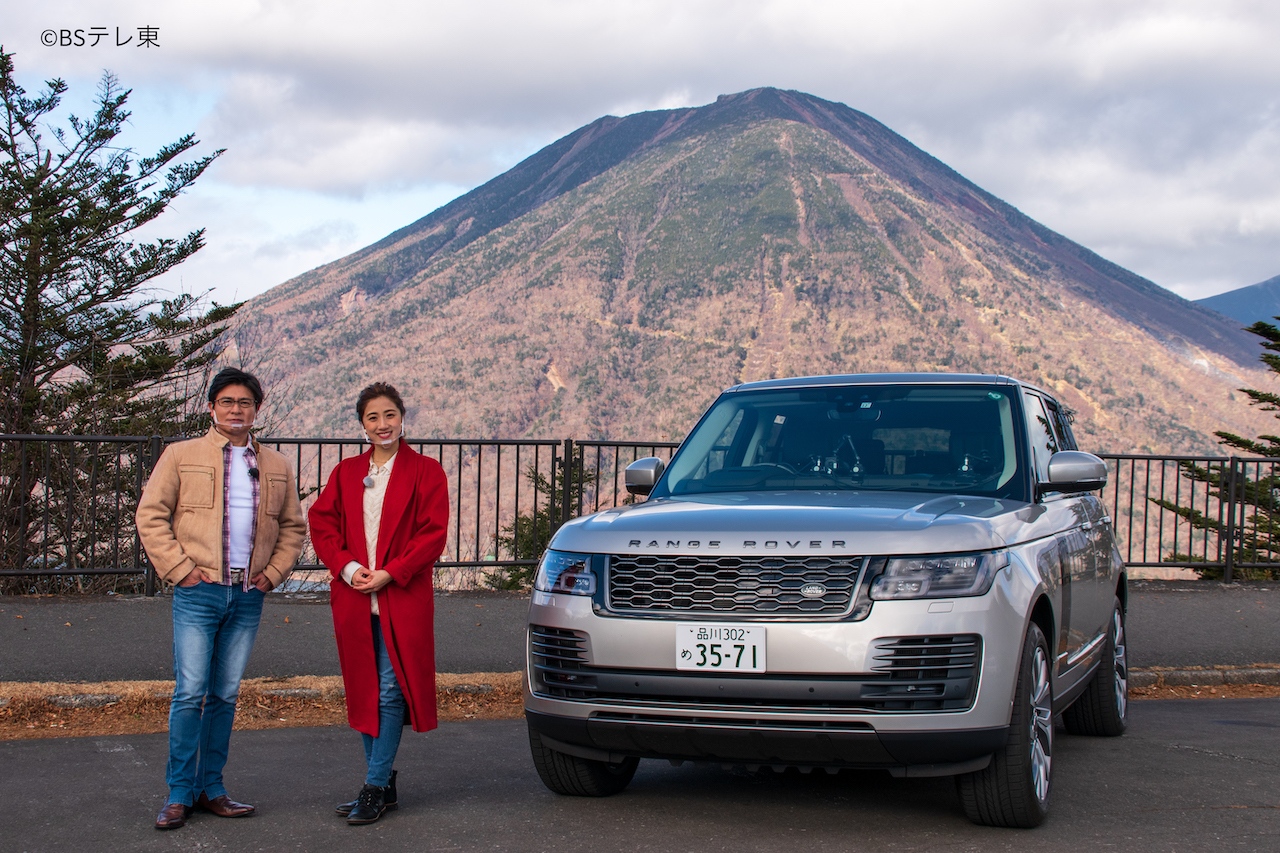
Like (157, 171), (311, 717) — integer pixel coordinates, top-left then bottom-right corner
(676, 624), (765, 672)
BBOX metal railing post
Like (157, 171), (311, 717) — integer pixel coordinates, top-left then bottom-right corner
(17, 438), (30, 574)
(1222, 457), (1237, 585)
(561, 438), (575, 528)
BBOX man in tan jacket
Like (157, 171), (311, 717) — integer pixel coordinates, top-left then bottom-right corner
(137, 367), (306, 830)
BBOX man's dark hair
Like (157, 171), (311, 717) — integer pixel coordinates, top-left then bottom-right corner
(356, 382), (406, 418)
(208, 367), (264, 406)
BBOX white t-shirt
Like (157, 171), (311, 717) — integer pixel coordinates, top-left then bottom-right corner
(227, 445), (255, 569)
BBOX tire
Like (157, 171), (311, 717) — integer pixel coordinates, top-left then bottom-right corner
(528, 722), (639, 796)
(957, 622), (1053, 828)
(1062, 596), (1128, 737)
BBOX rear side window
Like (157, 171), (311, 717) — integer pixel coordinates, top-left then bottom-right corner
(1022, 392), (1058, 481)
(1046, 402), (1077, 451)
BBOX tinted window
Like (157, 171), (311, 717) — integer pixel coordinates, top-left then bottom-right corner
(1047, 402), (1077, 451)
(653, 384), (1028, 501)
(1022, 392), (1058, 480)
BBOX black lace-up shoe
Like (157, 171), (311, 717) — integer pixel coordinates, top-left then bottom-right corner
(336, 769), (397, 816)
(346, 784), (388, 825)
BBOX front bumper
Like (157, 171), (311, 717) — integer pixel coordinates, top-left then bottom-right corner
(527, 710), (1007, 776)
(524, 576), (1030, 774)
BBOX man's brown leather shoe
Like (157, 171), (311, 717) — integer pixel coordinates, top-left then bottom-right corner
(155, 802), (192, 830)
(197, 792), (256, 818)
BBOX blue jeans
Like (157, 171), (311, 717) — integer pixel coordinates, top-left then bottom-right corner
(360, 617), (407, 788)
(166, 581), (265, 806)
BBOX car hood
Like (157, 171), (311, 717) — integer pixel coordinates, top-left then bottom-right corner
(551, 491), (1055, 556)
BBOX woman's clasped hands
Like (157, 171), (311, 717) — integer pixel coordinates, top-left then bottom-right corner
(351, 565), (393, 593)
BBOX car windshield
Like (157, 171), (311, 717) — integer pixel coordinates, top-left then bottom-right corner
(653, 384), (1029, 501)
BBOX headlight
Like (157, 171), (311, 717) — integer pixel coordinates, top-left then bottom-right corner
(533, 550), (598, 595)
(869, 550), (1008, 600)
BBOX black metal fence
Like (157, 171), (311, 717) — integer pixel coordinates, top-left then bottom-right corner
(0, 434), (678, 593)
(2, 434), (1275, 591)
(0, 434), (155, 584)
(1101, 454), (1277, 581)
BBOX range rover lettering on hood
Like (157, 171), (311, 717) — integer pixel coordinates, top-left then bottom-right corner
(626, 539), (847, 549)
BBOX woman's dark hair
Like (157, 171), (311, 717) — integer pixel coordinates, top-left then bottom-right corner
(208, 367), (264, 406)
(357, 382), (406, 419)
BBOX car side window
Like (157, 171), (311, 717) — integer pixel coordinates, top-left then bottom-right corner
(1046, 402), (1077, 451)
(1022, 391), (1058, 481)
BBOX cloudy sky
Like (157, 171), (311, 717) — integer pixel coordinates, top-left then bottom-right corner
(10, 0), (1280, 306)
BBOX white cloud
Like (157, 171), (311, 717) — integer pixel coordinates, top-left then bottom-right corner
(9, 0), (1280, 302)
(131, 183), (467, 306)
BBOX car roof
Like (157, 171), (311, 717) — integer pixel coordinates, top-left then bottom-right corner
(723, 372), (1054, 398)
(725, 372), (1015, 391)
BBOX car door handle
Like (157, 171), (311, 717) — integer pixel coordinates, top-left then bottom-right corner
(1080, 521), (1093, 531)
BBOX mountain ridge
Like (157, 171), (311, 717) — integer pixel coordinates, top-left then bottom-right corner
(242, 89), (1269, 453)
(1196, 275), (1280, 327)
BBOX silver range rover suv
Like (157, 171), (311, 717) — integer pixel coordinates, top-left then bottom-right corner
(524, 373), (1127, 828)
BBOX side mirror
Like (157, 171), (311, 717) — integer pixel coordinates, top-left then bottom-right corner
(1044, 451), (1108, 494)
(624, 457), (666, 496)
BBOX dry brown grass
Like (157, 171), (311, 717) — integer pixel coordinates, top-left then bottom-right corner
(1130, 683), (1280, 700)
(0, 672), (523, 740)
(3, 673), (1277, 741)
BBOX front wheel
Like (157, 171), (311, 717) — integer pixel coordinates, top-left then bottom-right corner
(528, 723), (638, 797)
(1062, 596), (1128, 736)
(957, 621), (1053, 828)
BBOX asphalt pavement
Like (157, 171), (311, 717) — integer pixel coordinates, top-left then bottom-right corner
(0, 589), (530, 682)
(1, 579), (1278, 683)
(2, 700), (1278, 852)
(2, 581), (1279, 851)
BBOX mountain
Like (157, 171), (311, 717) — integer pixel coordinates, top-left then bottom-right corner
(1196, 275), (1280, 326)
(242, 88), (1270, 454)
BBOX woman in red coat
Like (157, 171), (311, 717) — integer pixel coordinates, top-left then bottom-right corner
(308, 382), (449, 825)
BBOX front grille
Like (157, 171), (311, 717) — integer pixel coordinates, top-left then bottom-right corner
(608, 554), (863, 616)
(530, 625), (596, 698)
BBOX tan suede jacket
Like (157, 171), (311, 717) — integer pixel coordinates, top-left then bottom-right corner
(136, 427), (306, 589)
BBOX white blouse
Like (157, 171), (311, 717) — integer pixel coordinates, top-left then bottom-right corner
(340, 453), (397, 615)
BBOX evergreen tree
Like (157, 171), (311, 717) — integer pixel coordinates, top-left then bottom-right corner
(0, 49), (235, 589)
(0, 49), (236, 437)
(1151, 320), (1280, 580)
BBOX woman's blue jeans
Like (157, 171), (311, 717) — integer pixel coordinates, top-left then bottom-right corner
(167, 581), (265, 806)
(360, 616), (407, 788)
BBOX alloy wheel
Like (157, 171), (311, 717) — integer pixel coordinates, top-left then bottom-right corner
(1111, 608), (1127, 720)
(1029, 644), (1053, 805)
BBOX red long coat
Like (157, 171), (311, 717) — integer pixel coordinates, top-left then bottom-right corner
(308, 446), (449, 736)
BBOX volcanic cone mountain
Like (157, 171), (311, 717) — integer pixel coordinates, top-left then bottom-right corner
(247, 88), (1266, 453)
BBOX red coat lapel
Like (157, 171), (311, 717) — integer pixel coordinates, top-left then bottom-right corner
(341, 449), (374, 568)
(376, 447), (418, 571)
